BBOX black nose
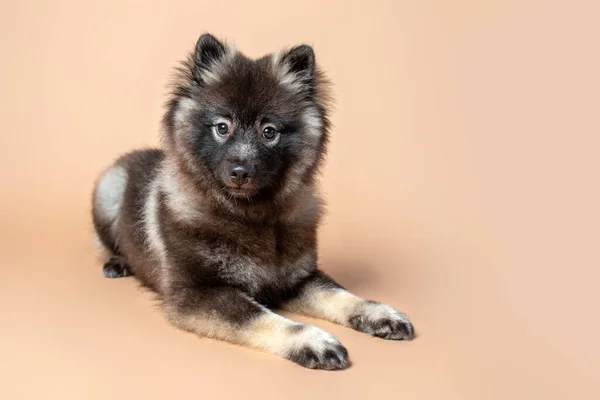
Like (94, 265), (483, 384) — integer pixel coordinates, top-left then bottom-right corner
(229, 164), (255, 185)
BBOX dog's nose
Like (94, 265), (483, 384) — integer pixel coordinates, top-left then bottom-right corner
(230, 164), (255, 185)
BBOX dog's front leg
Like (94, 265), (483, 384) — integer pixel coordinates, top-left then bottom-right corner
(164, 285), (350, 370)
(281, 271), (414, 340)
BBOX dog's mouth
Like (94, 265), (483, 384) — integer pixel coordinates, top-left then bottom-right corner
(224, 185), (258, 199)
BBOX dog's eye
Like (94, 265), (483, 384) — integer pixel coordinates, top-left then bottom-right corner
(216, 123), (229, 136)
(262, 126), (278, 140)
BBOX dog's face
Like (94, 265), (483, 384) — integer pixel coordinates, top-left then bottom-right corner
(164, 34), (330, 202)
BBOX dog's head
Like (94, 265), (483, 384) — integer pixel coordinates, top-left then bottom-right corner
(163, 33), (331, 203)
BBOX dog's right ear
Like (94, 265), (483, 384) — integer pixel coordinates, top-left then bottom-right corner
(272, 44), (317, 96)
(192, 33), (233, 84)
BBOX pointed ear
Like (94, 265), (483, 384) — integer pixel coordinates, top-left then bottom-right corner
(275, 44), (316, 91)
(281, 45), (315, 78)
(192, 33), (231, 84)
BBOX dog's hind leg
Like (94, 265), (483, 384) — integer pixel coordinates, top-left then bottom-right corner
(102, 255), (133, 278)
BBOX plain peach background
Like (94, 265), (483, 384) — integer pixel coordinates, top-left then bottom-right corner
(1, 1), (598, 399)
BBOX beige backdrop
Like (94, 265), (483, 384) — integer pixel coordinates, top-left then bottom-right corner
(1, 1), (598, 399)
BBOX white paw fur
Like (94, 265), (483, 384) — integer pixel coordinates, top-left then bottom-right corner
(349, 301), (414, 340)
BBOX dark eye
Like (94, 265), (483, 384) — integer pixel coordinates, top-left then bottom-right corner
(262, 126), (278, 140)
(216, 123), (229, 136)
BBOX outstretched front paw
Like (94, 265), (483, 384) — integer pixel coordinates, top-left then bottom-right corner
(285, 325), (350, 370)
(348, 301), (414, 340)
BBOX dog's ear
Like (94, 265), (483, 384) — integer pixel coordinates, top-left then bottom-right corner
(281, 45), (315, 79)
(275, 45), (316, 92)
(192, 33), (232, 84)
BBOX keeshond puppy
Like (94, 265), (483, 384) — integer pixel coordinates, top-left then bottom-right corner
(92, 33), (414, 370)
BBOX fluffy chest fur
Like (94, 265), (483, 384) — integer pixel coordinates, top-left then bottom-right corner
(156, 182), (320, 303)
(205, 244), (316, 297)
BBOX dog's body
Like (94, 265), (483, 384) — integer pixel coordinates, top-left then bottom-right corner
(92, 34), (413, 370)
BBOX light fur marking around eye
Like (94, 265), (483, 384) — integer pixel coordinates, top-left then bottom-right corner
(212, 118), (232, 144)
(264, 133), (281, 147)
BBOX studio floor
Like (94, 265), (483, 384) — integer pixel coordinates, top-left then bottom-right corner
(1, 205), (597, 399)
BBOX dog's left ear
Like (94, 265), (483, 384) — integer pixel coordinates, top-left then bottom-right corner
(281, 45), (315, 79)
(276, 45), (316, 91)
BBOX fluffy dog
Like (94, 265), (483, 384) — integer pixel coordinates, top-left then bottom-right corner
(92, 33), (414, 370)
